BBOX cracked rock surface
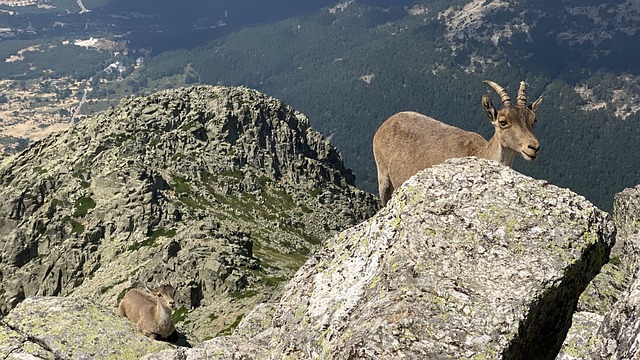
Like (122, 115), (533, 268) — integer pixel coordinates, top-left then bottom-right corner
(144, 158), (614, 359)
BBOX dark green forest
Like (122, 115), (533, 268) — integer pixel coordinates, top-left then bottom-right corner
(3, 0), (636, 211)
(131, 1), (640, 211)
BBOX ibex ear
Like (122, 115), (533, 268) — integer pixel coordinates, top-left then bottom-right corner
(529, 96), (543, 111)
(482, 94), (497, 122)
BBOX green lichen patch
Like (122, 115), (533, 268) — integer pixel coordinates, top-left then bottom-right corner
(3, 297), (172, 359)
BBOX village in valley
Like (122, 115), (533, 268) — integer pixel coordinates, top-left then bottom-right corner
(0, 0), (155, 154)
(0, 41), (145, 154)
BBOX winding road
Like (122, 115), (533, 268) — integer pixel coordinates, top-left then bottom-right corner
(77, 0), (90, 14)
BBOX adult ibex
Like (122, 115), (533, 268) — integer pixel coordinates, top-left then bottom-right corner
(373, 80), (543, 206)
(118, 283), (177, 340)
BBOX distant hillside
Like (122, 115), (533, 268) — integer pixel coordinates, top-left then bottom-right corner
(134, 0), (640, 210)
(0, 85), (379, 340)
(1, 0), (637, 210)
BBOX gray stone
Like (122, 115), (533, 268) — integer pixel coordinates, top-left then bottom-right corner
(557, 184), (640, 359)
(145, 157), (614, 359)
(590, 185), (640, 359)
(0, 296), (172, 359)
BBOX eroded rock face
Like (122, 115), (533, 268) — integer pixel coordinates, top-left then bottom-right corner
(143, 158), (614, 359)
(590, 185), (640, 359)
(0, 85), (379, 340)
(557, 185), (639, 360)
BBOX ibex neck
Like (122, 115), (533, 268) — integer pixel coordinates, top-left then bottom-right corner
(156, 303), (173, 327)
(481, 136), (517, 167)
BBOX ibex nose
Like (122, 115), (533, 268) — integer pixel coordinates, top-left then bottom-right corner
(528, 143), (540, 153)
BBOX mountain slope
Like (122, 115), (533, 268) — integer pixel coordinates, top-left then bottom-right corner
(134, 0), (640, 210)
(0, 85), (379, 339)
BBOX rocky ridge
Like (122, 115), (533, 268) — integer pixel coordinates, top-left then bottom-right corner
(0, 85), (379, 341)
(436, 0), (640, 120)
(0, 85), (639, 359)
(439, 0), (640, 49)
(1, 154), (638, 359)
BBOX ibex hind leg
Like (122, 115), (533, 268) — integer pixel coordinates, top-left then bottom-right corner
(378, 177), (394, 206)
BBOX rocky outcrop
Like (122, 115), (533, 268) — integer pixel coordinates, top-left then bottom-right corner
(0, 83), (635, 359)
(142, 157), (614, 359)
(0, 85), (379, 341)
(557, 184), (638, 360)
(590, 185), (640, 359)
(0, 296), (172, 359)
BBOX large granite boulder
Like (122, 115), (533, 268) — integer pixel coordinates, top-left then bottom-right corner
(556, 184), (640, 359)
(0, 296), (172, 359)
(143, 157), (614, 359)
(590, 185), (640, 359)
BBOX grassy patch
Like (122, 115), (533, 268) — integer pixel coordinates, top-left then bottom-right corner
(610, 256), (621, 267)
(309, 187), (322, 197)
(128, 228), (176, 251)
(99, 279), (127, 294)
(171, 175), (192, 195)
(73, 196), (96, 217)
(172, 306), (189, 323)
(260, 275), (288, 287)
(230, 289), (259, 300)
(62, 215), (85, 235)
(178, 193), (211, 210)
(150, 228), (177, 240)
(219, 169), (244, 179)
(217, 314), (245, 336)
(35, 220), (46, 234)
(127, 238), (158, 252)
(258, 175), (272, 186)
(47, 198), (64, 218)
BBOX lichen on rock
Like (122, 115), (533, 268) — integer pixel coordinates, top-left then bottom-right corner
(1, 296), (172, 359)
(143, 157), (614, 359)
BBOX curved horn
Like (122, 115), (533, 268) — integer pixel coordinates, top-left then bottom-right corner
(483, 80), (511, 106)
(517, 81), (527, 106)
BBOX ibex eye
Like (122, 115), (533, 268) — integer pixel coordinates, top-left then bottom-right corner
(499, 120), (508, 127)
